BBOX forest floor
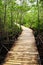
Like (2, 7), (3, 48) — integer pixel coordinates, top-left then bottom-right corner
(2, 26), (41, 65)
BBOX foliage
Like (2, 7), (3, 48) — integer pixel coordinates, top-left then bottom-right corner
(0, 0), (43, 40)
(0, 0), (22, 42)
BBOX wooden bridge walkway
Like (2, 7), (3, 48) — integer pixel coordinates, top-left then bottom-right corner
(3, 26), (41, 65)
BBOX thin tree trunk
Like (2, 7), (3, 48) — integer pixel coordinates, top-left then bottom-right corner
(4, 0), (9, 42)
(4, 1), (6, 28)
(37, 0), (40, 33)
(11, 5), (13, 28)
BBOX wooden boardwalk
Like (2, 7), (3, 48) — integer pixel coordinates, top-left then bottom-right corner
(3, 26), (41, 65)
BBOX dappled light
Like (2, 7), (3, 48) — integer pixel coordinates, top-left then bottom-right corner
(2, 26), (41, 65)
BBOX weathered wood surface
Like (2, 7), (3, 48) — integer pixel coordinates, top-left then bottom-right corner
(3, 26), (41, 65)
